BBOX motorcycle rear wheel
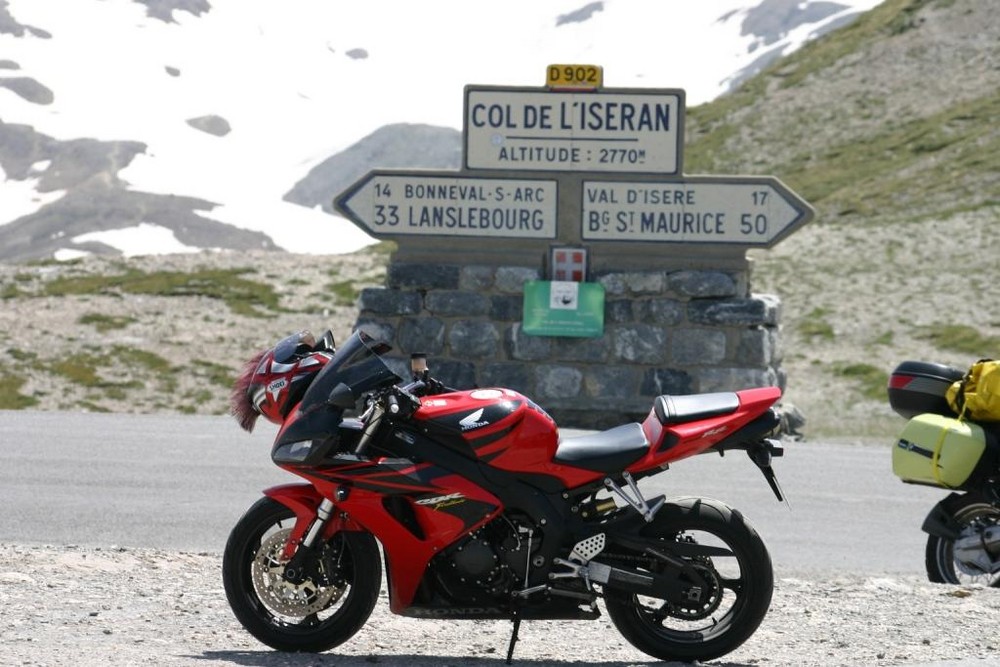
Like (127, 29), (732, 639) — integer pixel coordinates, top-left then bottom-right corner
(222, 496), (381, 652)
(604, 496), (773, 663)
(925, 493), (1000, 586)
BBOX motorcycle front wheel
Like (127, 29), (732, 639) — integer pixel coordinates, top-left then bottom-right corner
(925, 492), (1000, 586)
(222, 496), (382, 652)
(603, 496), (773, 663)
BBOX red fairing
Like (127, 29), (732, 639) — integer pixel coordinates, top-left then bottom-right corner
(639, 386), (782, 468)
(271, 461), (503, 613)
(264, 483), (364, 560)
(413, 388), (605, 486)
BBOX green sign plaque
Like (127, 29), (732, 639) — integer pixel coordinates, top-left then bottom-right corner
(522, 281), (605, 338)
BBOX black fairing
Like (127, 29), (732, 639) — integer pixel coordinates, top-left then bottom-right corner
(275, 330), (402, 447)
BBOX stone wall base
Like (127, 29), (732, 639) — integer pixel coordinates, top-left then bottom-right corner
(355, 262), (784, 430)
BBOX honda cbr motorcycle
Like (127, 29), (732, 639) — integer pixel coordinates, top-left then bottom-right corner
(223, 328), (787, 663)
(888, 361), (1000, 585)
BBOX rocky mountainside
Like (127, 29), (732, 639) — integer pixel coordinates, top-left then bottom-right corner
(0, 0), (879, 261)
(1, 0), (997, 440)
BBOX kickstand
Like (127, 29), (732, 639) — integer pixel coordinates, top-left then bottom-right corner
(505, 614), (521, 665)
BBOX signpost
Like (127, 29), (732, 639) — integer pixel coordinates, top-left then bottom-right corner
(580, 177), (812, 247)
(332, 66), (816, 423)
(336, 171), (558, 240)
(333, 68), (814, 253)
(464, 86), (684, 174)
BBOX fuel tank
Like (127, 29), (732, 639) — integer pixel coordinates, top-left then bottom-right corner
(413, 388), (559, 472)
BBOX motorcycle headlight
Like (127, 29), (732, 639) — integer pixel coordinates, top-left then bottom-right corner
(272, 440), (314, 463)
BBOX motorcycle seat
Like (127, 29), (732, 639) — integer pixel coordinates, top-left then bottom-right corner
(553, 422), (649, 472)
(654, 392), (740, 425)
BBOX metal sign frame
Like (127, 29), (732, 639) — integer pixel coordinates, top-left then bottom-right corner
(463, 85), (685, 175)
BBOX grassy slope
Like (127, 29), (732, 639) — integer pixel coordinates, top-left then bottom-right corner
(686, 0), (1000, 437)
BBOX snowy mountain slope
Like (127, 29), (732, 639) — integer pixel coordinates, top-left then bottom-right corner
(0, 0), (882, 261)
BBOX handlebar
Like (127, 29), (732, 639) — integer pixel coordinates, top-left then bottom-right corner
(353, 381), (426, 456)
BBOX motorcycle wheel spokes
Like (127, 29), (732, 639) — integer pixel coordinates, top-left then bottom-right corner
(927, 499), (1000, 586)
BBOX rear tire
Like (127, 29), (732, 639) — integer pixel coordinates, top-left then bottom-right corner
(222, 497), (381, 652)
(925, 492), (1000, 586)
(604, 496), (773, 663)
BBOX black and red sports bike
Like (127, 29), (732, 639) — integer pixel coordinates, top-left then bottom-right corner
(224, 328), (787, 663)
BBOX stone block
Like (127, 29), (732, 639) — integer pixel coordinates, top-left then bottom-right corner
(495, 267), (539, 293)
(687, 294), (780, 326)
(584, 366), (638, 399)
(434, 360), (478, 391)
(737, 326), (780, 366)
(640, 368), (694, 396)
(425, 291), (490, 316)
(633, 298), (684, 325)
(358, 288), (421, 315)
(353, 318), (396, 345)
(505, 323), (551, 360)
(613, 324), (669, 364)
(624, 271), (666, 294)
(388, 263), (460, 290)
(480, 362), (533, 393)
(605, 299), (634, 324)
(596, 272), (627, 296)
(491, 295), (523, 321)
(667, 270), (737, 298)
(398, 317), (445, 354)
(449, 320), (499, 358)
(550, 335), (609, 362)
(671, 328), (727, 365)
(459, 265), (494, 291)
(536, 364), (583, 399)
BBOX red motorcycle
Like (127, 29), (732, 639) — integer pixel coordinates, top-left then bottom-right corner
(223, 328), (787, 663)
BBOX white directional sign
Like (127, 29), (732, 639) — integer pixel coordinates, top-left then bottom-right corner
(581, 177), (814, 247)
(335, 172), (559, 240)
(464, 86), (684, 174)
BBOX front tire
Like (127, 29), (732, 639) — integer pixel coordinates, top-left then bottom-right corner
(925, 492), (1000, 586)
(604, 496), (773, 663)
(222, 497), (381, 652)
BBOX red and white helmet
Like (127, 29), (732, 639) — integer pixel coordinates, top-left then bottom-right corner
(231, 330), (334, 431)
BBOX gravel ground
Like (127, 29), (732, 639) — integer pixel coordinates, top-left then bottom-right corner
(2, 543), (1000, 667)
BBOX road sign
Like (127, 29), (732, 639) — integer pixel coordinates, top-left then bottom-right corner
(334, 171), (559, 240)
(464, 86), (684, 174)
(546, 64), (603, 90)
(581, 177), (814, 247)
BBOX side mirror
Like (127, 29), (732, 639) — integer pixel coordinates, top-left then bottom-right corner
(318, 329), (336, 353)
(328, 382), (356, 409)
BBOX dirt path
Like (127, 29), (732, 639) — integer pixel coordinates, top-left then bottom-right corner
(2, 543), (999, 666)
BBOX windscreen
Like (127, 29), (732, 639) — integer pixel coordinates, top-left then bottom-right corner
(274, 330), (402, 447)
(298, 329), (402, 414)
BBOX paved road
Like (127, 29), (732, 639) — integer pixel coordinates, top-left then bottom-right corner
(0, 410), (950, 576)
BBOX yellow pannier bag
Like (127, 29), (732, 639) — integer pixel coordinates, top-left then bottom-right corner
(892, 413), (987, 488)
(946, 359), (1000, 422)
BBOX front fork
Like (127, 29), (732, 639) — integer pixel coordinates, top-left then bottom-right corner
(264, 483), (353, 584)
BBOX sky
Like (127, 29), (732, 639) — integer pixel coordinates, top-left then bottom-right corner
(0, 0), (883, 258)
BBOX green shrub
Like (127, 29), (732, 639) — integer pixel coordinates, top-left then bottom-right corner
(798, 308), (835, 340)
(43, 267), (282, 317)
(78, 313), (136, 332)
(0, 373), (39, 409)
(916, 324), (1000, 356)
(833, 362), (890, 400)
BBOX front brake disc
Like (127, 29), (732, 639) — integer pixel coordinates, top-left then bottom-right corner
(251, 528), (343, 617)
